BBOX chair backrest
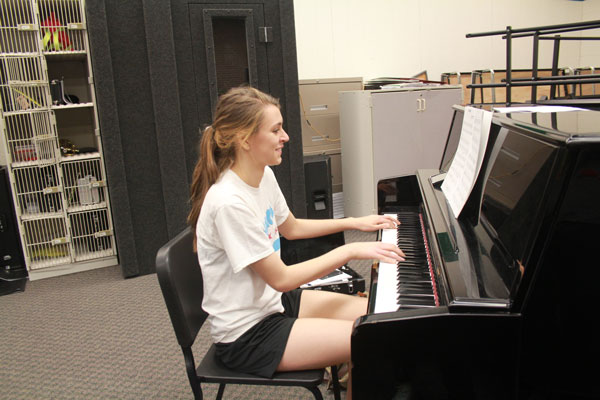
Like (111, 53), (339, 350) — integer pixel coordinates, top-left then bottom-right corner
(156, 226), (208, 348)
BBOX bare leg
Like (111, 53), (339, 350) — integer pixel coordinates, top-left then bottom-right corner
(278, 290), (367, 399)
(298, 289), (367, 320)
(278, 318), (353, 371)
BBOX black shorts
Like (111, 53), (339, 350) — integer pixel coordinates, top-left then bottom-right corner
(214, 288), (303, 377)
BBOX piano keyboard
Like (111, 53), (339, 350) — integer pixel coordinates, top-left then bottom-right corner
(374, 211), (439, 313)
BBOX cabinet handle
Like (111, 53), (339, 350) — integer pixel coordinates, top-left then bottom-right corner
(416, 98), (422, 111)
(422, 98), (426, 111)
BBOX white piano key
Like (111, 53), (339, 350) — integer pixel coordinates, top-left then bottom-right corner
(374, 212), (437, 313)
(374, 262), (399, 313)
(381, 228), (397, 245)
(375, 215), (400, 313)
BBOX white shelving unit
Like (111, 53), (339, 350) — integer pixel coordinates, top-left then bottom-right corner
(0, 0), (117, 280)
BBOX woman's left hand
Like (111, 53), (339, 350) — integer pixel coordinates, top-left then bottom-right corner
(353, 214), (400, 232)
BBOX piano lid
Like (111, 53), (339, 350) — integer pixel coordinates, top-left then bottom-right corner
(498, 109), (600, 143)
(428, 109), (585, 308)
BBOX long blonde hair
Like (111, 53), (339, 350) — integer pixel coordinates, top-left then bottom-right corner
(187, 86), (280, 229)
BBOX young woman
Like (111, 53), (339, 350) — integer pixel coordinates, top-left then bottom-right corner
(188, 86), (405, 399)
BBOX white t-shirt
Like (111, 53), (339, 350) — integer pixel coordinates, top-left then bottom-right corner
(196, 167), (290, 343)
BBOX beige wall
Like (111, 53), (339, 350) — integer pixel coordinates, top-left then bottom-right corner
(294, 0), (600, 81)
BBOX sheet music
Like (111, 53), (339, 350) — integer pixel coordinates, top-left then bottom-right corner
(441, 107), (492, 218)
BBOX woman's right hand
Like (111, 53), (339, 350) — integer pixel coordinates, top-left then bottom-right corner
(345, 241), (405, 264)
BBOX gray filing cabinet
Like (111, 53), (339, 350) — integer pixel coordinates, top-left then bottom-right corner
(299, 77), (363, 193)
(339, 85), (463, 217)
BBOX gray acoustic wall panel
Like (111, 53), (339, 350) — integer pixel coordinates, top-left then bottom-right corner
(87, 0), (305, 277)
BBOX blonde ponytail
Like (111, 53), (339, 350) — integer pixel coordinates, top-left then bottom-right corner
(187, 86), (280, 232)
(187, 126), (224, 229)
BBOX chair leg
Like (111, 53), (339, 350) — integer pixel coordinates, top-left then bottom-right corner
(182, 347), (203, 400)
(193, 385), (203, 400)
(215, 383), (226, 400)
(330, 365), (341, 400)
(307, 386), (324, 400)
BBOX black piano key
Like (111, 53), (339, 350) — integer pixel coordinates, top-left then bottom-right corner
(399, 267), (428, 272)
(397, 270), (430, 276)
(398, 286), (434, 293)
(397, 265), (428, 270)
(398, 279), (431, 285)
(396, 297), (436, 306)
(398, 242), (421, 247)
(398, 289), (434, 296)
(398, 256), (427, 261)
(398, 292), (434, 298)
(397, 280), (432, 285)
(395, 244), (423, 249)
(398, 267), (428, 272)
(397, 271), (429, 277)
(397, 262), (428, 268)
(400, 256), (426, 261)
(400, 298), (436, 307)
(398, 276), (431, 282)
(399, 255), (427, 260)
(397, 276), (431, 283)
(398, 289), (433, 295)
(400, 250), (426, 254)
(398, 281), (433, 288)
(398, 304), (435, 310)
(395, 297), (426, 305)
(397, 262), (429, 268)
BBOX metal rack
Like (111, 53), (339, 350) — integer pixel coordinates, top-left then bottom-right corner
(1, 0), (117, 280)
(38, 0), (87, 54)
(2, 109), (58, 166)
(465, 20), (600, 106)
(0, 0), (39, 55)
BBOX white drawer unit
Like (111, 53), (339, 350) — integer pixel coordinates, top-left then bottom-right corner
(339, 86), (463, 217)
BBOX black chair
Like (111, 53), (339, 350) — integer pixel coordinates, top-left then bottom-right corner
(156, 227), (341, 400)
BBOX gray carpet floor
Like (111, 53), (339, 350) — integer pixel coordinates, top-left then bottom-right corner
(0, 230), (375, 400)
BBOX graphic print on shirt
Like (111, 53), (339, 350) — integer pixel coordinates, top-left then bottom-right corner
(263, 206), (280, 252)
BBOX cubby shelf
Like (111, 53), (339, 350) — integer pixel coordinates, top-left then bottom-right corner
(0, 0), (118, 280)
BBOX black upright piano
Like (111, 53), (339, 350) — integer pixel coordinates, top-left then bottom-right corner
(351, 108), (600, 399)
